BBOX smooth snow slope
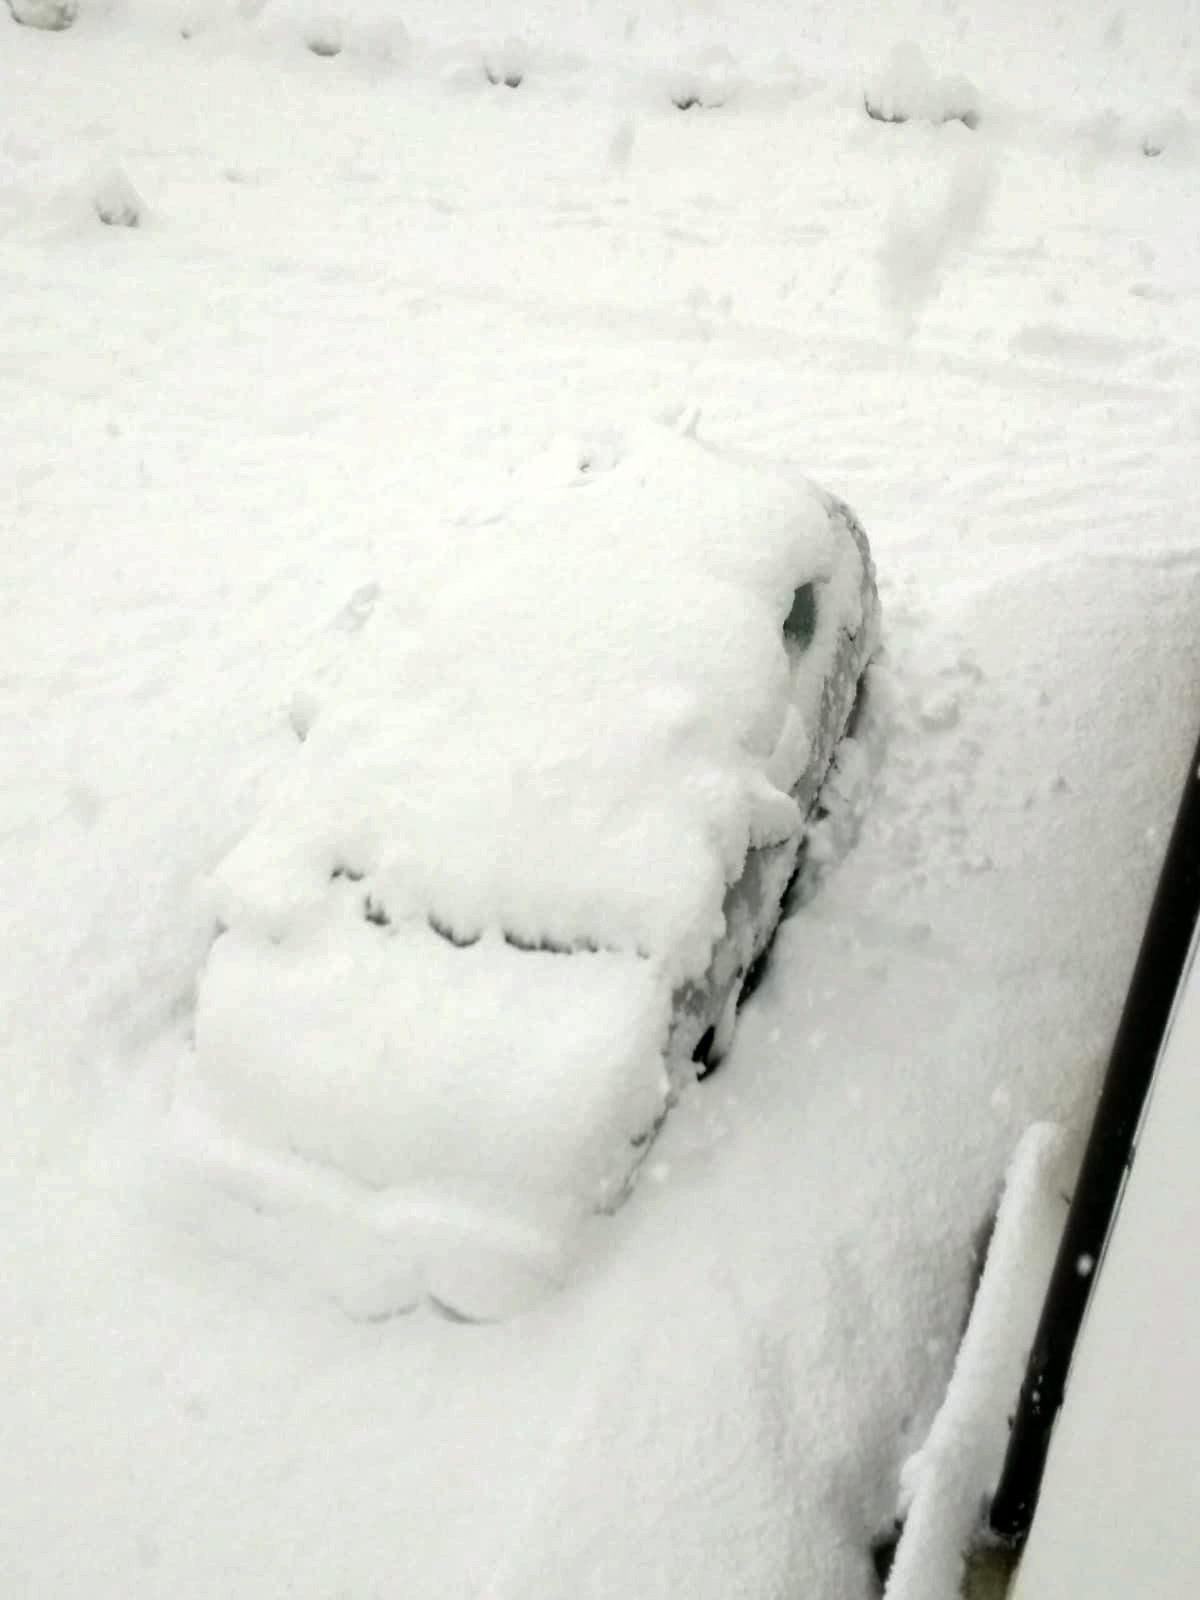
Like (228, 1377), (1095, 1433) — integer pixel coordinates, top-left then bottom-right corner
(3, 1), (1200, 1596)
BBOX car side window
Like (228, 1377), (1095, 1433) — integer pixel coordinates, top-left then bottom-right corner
(783, 582), (817, 651)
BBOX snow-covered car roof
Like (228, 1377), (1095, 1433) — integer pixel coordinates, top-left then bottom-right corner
(179, 424), (876, 1314)
(209, 424), (864, 972)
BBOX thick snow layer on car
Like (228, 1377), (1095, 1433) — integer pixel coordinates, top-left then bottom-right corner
(188, 428), (867, 1279)
(865, 42), (980, 127)
(207, 428), (857, 977)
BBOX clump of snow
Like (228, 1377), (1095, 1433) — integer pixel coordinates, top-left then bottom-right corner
(92, 165), (145, 228)
(483, 35), (529, 88)
(288, 0), (409, 61)
(865, 42), (980, 129)
(1141, 110), (1194, 159)
(574, 426), (623, 475)
(6, 0), (76, 27)
(666, 46), (742, 110)
(1072, 107), (1197, 166)
(301, 12), (341, 55)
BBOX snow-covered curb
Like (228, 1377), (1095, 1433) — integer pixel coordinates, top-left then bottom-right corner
(884, 1124), (1072, 1600)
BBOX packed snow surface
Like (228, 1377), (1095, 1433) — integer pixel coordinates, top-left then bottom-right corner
(4, 0), (1200, 1596)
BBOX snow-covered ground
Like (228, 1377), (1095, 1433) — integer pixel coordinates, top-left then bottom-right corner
(4, 1), (1200, 1595)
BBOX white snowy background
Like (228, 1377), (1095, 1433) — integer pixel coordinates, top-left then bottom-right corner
(3, 0), (1200, 1595)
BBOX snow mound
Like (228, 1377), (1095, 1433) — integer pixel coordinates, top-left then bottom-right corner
(483, 35), (529, 88)
(6, 0), (76, 27)
(92, 165), (145, 229)
(208, 424), (854, 979)
(284, 0), (410, 61)
(666, 46), (742, 111)
(1141, 110), (1194, 160)
(865, 42), (980, 129)
(181, 424), (868, 1313)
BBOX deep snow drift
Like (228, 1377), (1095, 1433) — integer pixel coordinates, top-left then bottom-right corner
(3, 0), (1200, 1596)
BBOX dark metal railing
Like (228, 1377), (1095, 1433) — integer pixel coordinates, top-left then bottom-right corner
(987, 724), (1200, 1544)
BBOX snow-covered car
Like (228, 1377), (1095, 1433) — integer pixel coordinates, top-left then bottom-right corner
(173, 424), (879, 1317)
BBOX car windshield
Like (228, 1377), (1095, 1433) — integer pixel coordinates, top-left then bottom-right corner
(784, 581), (818, 650)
